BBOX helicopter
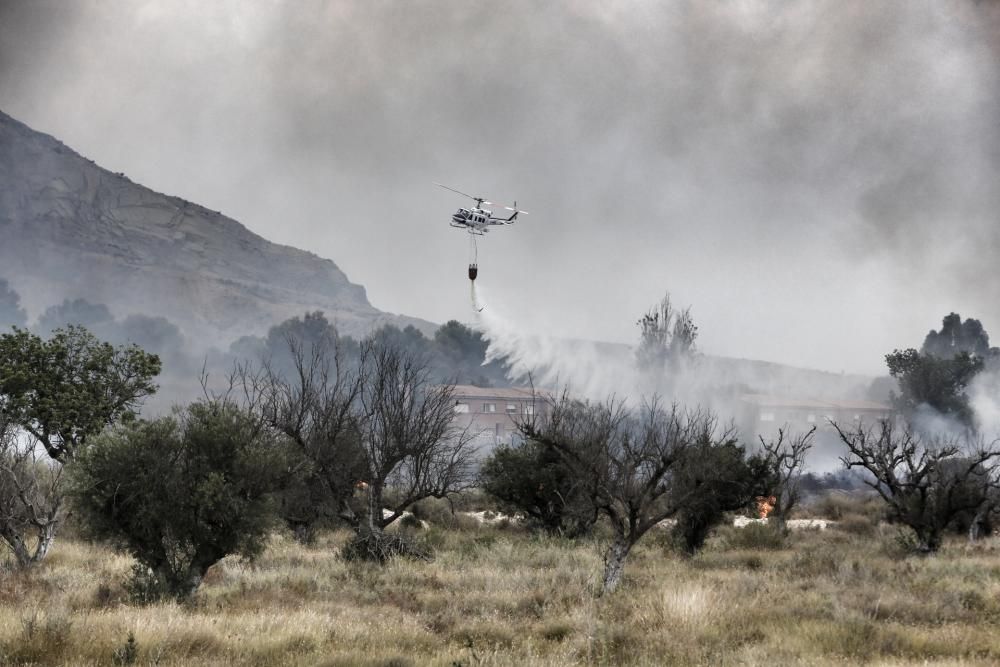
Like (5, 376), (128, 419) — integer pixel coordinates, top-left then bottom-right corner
(435, 183), (528, 235)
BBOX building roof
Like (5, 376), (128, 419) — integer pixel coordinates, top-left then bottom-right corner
(450, 385), (543, 401)
(740, 393), (891, 412)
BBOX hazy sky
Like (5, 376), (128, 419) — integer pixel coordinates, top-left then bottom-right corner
(2, 0), (999, 375)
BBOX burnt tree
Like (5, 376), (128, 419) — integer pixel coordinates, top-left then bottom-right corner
(835, 419), (1000, 553)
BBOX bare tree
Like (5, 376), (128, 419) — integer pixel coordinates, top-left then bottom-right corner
(522, 393), (722, 593)
(250, 329), (476, 549)
(355, 338), (476, 533)
(247, 326), (367, 537)
(0, 410), (62, 567)
(635, 293), (698, 377)
(834, 419), (1000, 552)
(758, 426), (816, 527)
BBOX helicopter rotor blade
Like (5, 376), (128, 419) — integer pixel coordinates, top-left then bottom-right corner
(504, 207), (530, 215)
(434, 182), (483, 202)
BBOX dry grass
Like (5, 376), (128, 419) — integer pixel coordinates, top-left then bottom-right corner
(1, 523), (1000, 665)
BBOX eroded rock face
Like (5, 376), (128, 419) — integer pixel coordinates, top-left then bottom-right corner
(0, 110), (433, 345)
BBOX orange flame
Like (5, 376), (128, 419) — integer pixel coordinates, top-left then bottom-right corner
(755, 496), (776, 519)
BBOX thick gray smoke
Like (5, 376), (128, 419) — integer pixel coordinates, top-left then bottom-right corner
(2, 1), (999, 375)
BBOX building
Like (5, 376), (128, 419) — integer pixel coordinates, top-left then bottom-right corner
(449, 385), (548, 449)
(737, 393), (894, 470)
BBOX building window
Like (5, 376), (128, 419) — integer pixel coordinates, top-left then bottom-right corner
(454, 402), (469, 414)
(484, 403), (496, 413)
(760, 412), (775, 422)
(806, 414), (816, 423)
(495, 423), (504, 436)
(506, 403), (518, 413)
(525, 404), (535, 416)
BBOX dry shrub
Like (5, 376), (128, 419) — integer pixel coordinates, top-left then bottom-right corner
(453, 513), (483, 532)
(788, 546), (841, 578)
(720, 522), (786, 551)
(449, 488), (498, 512)
(809, 491), (883, 522)
(584, 625), (647, 664)
(409, 497), (455, 527)
(539, 620), (574, 642)
(4, 608), (74, 664)
(449, 623), (516, 650)
(837, 512), (877, 537)
(342, 531), (432, 564)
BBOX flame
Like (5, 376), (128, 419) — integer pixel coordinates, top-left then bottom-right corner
(755, 496), (776, 519)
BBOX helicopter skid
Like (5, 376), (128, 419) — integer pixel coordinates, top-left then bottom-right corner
(450, 223), (486, 235)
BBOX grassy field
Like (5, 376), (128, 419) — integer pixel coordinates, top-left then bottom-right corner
(2, 516), (1000, 666)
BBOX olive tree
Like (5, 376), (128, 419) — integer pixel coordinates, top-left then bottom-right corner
(0, 410), (62, 567)
(522, 394), (725, 593)
(479, 438), (598, 537)
(69, 400), (285, 599)
(835, 419), (1000, 553)
(0, 326), (161, 462)
(0, 326), (159, 567)
(670, 437), (775, 554)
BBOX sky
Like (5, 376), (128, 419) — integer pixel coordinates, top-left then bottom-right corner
(1, 0), (999, 376)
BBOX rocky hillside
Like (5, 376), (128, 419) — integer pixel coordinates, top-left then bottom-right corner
(0, 111), (434, 345)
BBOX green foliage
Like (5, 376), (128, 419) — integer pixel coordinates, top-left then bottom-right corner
(670, 437), (774, 554)
(69, 400), (285, 598)
(885, 312), (1000, 430)
(232, 313), (511, 388)
(275, 433), (366, 544)
(0, 326), (161, 461)
(886, 348), (982, 428)
(479, 439), (597, 537)
(262, 311), (361, 376)
(922, 313), (996, 360)
(433, 320), (509, 386)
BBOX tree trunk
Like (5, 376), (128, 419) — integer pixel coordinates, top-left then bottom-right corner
(171, 553), (221, 599)
(914, 527), (942, 554)
(30, 523), (56, 565)
(291, 522), (315, 545)
(0, 524), (33, 568)
(968, 504), (991, 543)
(601, 536), (633, 594)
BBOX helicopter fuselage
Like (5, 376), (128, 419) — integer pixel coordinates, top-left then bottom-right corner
(450, 206), (517, 234)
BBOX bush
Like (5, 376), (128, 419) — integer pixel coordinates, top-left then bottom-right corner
(720, 522), (786, 551)
(809, 492), (883, 522)
(410, 497), (456, 527)
(479, 439), (597, 537)
(837, 513), (877, 537)
(670, 439), (775, 554)
(341, 531), (432, 564)
(69, 400), (285, 599)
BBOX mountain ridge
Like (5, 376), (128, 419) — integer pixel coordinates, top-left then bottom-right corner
(0, 110), (435, 345)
